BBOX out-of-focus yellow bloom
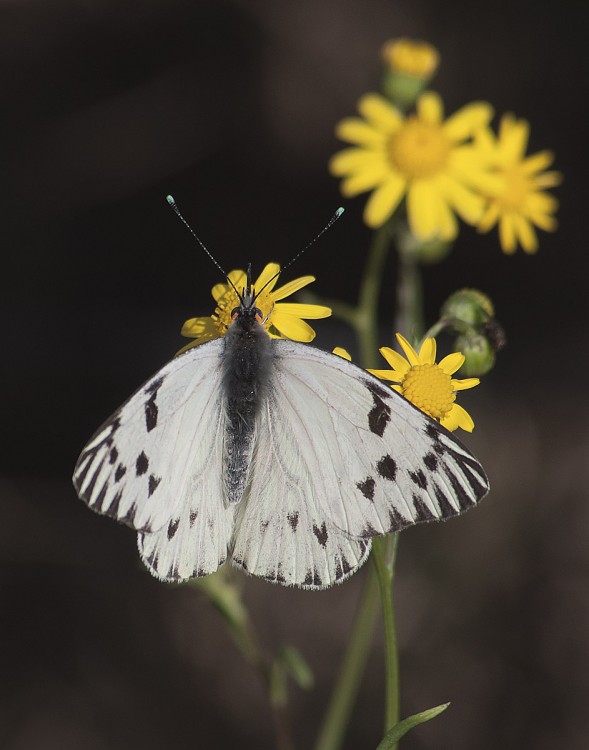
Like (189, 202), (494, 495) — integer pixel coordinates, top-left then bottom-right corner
(476, 114), (562, 254)
(329, 92), (498, 239)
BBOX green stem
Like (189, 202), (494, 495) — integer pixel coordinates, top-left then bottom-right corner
(356, 220), (395, 369)
(395, 240), (424, 342)
(314, 569), (380, 750)
(372, 534), (401, 736)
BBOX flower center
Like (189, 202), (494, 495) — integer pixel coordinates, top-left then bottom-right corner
(495, 165), (531, 211)
(388, 117), (450, 179)
(401, 363), (455, 420)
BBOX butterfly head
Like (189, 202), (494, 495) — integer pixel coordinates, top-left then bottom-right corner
(229, 264), (273, 328)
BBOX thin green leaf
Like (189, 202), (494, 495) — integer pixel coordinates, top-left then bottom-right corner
(280, 645), (314, 690)
(375, 703), (450, 749)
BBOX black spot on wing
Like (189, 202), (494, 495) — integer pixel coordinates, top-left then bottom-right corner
(136, 451), (149, 476)
(388, 506), (411, 531)
(108, 489), (123, 516)
(304, 569), (323, 587)
(189, 510), (198, 528)
(409, 468), (428, 489)
(357, 477), (375, 501)
(287, 511), (299, 532)
(360, 521), (379, 538)
(423, 452), (438, 471)
(114, 463), (127, 483)
(121, 502), (137, 526)
(84, 458), (105, 499)
(377, 455), (397, 481)
(443, 466), (476, 511)
(312, 522), (328, 548)
(145, 395), (158, 432)
(433, 483), (459, 517)
(109, 447), (118, 465)
(146, 377), (164, 395)
(94, 481), (109, 512)
(167, 518), (180, 540)
(148, 474), (161, 497)
(365, 387), (392, 437)
(412, 493), (437, 521)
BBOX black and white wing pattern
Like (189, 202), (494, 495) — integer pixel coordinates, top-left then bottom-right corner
(230, 340), (489, 589)
(73, 339), (235, 580)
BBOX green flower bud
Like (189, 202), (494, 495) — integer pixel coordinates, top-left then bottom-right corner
(441, 289), (494, 328)
(454, 332), (495, 376)
(380, 38), (439, 110)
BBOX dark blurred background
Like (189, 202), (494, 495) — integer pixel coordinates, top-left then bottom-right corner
(1, 1), (587, 748)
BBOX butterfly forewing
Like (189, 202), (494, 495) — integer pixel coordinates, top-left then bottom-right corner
(269, 341), (489, 539)
(73, 340), (227, 536)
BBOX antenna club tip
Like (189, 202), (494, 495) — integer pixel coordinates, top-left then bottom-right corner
(336, 207), (345, 217)
(166, 194), (175, 205)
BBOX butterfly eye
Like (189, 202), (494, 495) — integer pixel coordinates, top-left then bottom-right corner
(230, 306), (240, 319)
(254, 307), (264, 323)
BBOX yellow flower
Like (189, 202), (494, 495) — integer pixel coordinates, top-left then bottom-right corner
(476, 114), (562, 254)
(329, 92), (497, 239)
(381, 38), (439, 79)
(369, 333), (480, 432)
(179, 263), (331, 352)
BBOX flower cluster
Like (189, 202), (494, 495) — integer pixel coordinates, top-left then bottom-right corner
(329, 40), (561, 254)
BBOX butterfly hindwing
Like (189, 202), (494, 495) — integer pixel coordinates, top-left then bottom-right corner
(267, 341), (489, 541)
(230, 393), (372, 588)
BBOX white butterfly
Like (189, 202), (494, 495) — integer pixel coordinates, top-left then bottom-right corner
(73, 279), (489, 589)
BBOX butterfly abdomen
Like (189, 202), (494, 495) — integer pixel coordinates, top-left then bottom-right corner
(222, 313), (274, 503)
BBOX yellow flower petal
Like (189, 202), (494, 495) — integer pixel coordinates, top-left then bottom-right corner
(435, 173), (485, 224)
(254, 263), (281, 293)
(407, 179), (440, 239)
(333, 347), (352, 360)
(418, 337), (436, 364)
(500, 116), (529, 162)
(358, 93), (403, 131)
(452, 377), (480, 391)
(368, 369), (404, 383)
(395, 333), (420, 366)
(521, 150), (554, 175)
(378, 346), (411, 374)
(271, 275), (315, 300)
(274, 302), (331, 319)
(438, 351), (465, 375)
(271, 312), (316, 342)
(336, 118), (386, 147)
(513, 214), (538, 254)
(181, 316), (217, 338)
(329, 147), (381, 176)
(363, 173), (407, 228)
(499, 214), (517, 254)
(442, 403), (474, 432)
(443, 102), (493, 142)
(341, 161), (390, 196)
(417, 91), (443, 124)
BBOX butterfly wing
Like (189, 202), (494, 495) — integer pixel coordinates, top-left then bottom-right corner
(230, 394), (372, 588)
(231, 341), (488, 588)
(73, 339), (235, 580)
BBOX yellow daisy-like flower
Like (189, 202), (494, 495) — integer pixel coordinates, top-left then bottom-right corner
(369, 333), (480, 432)
(329, 92), (498, 239)
(476, 114), (562, 254)
(179, 263), (331, 352)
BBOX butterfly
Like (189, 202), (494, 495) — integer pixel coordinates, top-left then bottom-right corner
(73, 274), (489, 590)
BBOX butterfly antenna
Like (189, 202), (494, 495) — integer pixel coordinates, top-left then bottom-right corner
(254, 206), (345, 300)
(166, 195), (228, 279)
